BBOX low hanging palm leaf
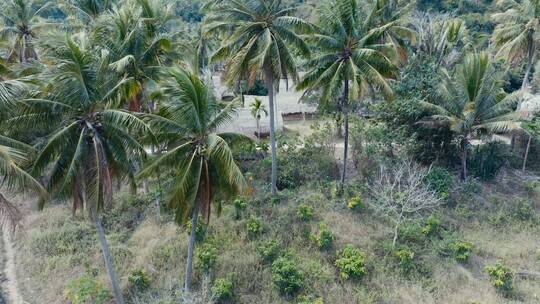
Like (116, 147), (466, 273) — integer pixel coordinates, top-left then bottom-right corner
(205, 0), (312, 196)
(297, 0), (399, 186)
(138, 67), (248, 292)
(420, 52), (523, 179)
(492, 0), (540, 88)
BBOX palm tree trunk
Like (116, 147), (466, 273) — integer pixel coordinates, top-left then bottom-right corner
(522, 39), (535, 89)
(96, 217), (125, 304)
(340, 77), (350, 187)
(184, 205), (199, 293)
(461, 138), (468, 180)
(256, 116), (261, 141)
(522, 135), (532, 173)
(265, 67), (278, 196)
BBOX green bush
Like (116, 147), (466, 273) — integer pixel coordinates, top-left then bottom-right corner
(297, 203), (315, 221)
(64, 275), (110, 304)
(186, 217), (207, 242)
(271, 256), (304, 296)
(424, 167), (453, 199)
(451, 241), (473, 262)
(196, 244), (218, 273)
(233, 198), (248, 220)
(511, 199), (535, 221)
(398, 222), (425, 244)
(469, 142), (510, 181)
(421, 215), (442, 237)
(246, 216), (263, 237)
(485, 262), (514, 296)
(30, 220), (95, 256)
(310, 223), (334, 250)
(298, 296), (324, 304)
(395, 248), (415, 274)
(347, 195), (365, 211)
(335, 245), (367, 280)
(257, 240), (282, 263)
(212, 277), (235, 302)
(128, 268), (151, 291)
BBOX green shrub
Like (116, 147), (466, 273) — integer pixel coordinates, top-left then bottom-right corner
(421, 215), (442, 237)
(271, 256), (304, 296)
(398, 222), (425, 244)
(246, 216), (263, 237)
(64, 275), (110, 304)
(257, 240), (282, 263)
(395, 248), (415, 274)
(233, 198), (248, 220)
(485, 262), (514, 296)
(186, 217), (207, 242)
(347, 195), (365, 211)
(297, 203), (315, 221)
(536, 248), (540, 262)
(128, 268), (151, 291)
(511, 199), (535, 221)
(469, 142), (510, 181)
(196, 244), (218, 273)
(424, 167), (453, 199)
(335, 245), (367, 280)
(298, 296), (324, 304)
(451, 241), (473, 262)
(212, 277), (235, 302)
(310, 223), (334, 250)
(30, 220), (95, 256)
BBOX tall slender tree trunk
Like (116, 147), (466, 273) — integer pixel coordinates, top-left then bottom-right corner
(340, 77), (350, 187)
(522, 135), (532, 173)
(522, 39), (535, 89)
(184, 205), (199, 293)
(265, 67), (278, 196)
(256, 115), (261, 141)
(461, 138), (468, 180)
(96, 217), (125, 304)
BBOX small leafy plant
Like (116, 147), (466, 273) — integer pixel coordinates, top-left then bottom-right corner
(421, 215), (441, 237)
(196, 244), (218, 273)
(128, 268), (151, 291)
(257, 239), (282, 263)
(212, 276), (235, 302)
(271, 256), (304, 296)
(335, 245), (367, 280)
(233, 198), (248, 220)
(65, 275), (110, 304)
(485, 262), (514, 296)
(246, 216), (263, 237)
(395, 248), (415, 274)
(347, 195), (365, 211)
(297, 203), (315, 221)
(310, 223), (334, 250)
(451, 241), (473, 262)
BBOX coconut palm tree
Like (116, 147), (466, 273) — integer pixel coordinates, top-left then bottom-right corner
(138, 67), (247, 293)
(205, 0), (312, 196)
(21, 33), (149, 304)
(492, 0), (540, 89)
(297, 0), (398, 187)
(250, 98), (268, 141)
(420, 52), (523, 179)
(0, 0), (55, 63)
(95, 0), (175, 111)
(522, 118), (540, 172)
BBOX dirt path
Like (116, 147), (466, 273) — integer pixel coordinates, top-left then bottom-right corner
(2, 229), (23, 304)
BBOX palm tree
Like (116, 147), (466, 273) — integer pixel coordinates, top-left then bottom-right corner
(96, 0), (175, 111)
(22, 34), (149, 304)
(205, 0), (312, 196)
(250, 98), (268, 141)
(0, 70), (46, 229)
(297, 0), (398, 187)
(492, 0), (540, 89)
(0, 0), (55, 62)
(138, 67), (247, 293)
(420, 52), (522, 179)
(522, 118), (540, 172)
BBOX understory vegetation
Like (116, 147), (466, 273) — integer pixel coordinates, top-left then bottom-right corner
(1, 0), (540, 303)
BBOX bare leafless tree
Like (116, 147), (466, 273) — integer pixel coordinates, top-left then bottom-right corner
(368, 160), (443, 248)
